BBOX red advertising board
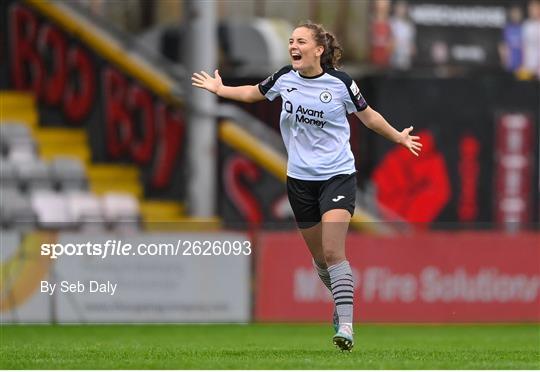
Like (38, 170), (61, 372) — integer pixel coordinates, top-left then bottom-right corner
(255, 232), (540, 322)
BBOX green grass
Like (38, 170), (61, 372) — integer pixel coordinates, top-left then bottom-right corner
(1, 324), (539, 369)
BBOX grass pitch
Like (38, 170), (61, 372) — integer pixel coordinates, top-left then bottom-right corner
(1, 324), (539, 369)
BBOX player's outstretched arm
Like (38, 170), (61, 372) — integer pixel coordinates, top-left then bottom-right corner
(355, 106), (422, 156)
(191, 69), (265, 103)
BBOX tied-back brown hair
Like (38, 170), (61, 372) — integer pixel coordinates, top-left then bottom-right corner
(297, 21), (343, 69)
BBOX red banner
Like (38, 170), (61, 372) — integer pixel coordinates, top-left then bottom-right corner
(255, 232), (540, 322)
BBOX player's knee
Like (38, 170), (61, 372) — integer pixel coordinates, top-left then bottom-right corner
(323, 250), (344, 266)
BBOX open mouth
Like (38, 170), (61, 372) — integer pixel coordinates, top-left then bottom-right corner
(291, 52), (302, 61)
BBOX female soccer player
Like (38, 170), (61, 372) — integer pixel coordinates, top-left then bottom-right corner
(192, 22), (421, 351)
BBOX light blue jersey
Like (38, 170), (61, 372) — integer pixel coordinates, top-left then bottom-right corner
(259, 66), (368, 181)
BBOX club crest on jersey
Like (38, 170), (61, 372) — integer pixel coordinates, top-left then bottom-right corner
(320, 90), (332, 103)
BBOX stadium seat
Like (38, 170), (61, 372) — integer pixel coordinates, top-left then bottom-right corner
(1, 189), (36, 230)
(50, 157), (88, 191)
(7, 143), (37, 164)
(0, 123), (35, 156)
(0, 122), (31, 140)
(0, 158), (18, 188)
(101, 192), (140, 230)
(31, 190), (73, 229)
(66, 191), (105, 230)
(16, 159), (54, 191)
(0, 185), (21, 224)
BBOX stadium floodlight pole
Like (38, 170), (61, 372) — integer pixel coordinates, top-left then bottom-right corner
(184, 0), (217, 218)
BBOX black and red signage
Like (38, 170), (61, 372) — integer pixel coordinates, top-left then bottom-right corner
(219, 74), (539, 227)
(219, 146), (295, 229)
(365, 75), (539, 227)
(2, 1), (186, 198)
(10, 4), (95, 121)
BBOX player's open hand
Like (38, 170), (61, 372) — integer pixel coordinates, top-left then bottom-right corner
(399, 126), (422, 156)
(191, 69), (222, 94)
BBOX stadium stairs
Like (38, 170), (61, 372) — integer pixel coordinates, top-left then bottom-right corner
(0, 90), (215, 232)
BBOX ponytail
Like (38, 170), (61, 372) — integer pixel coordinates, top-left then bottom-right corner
(297, 21), (343, 69)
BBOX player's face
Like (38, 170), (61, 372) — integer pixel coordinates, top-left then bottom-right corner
(288, 27), (324, 74)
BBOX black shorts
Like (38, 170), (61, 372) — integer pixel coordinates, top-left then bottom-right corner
(286, 173), (357, 229)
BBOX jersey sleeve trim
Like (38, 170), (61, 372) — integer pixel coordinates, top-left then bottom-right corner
(258, 65), (293, 96)
(326, 68), (368, 112)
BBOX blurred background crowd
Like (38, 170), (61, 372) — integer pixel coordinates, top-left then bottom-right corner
(71, 0), (540, 79)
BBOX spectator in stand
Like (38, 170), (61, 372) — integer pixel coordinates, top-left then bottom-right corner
(390, 0), (416, 70)
(370, 0), (393, 67)
(522, 0), (540, 79)
(499, 5), (524, 73)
